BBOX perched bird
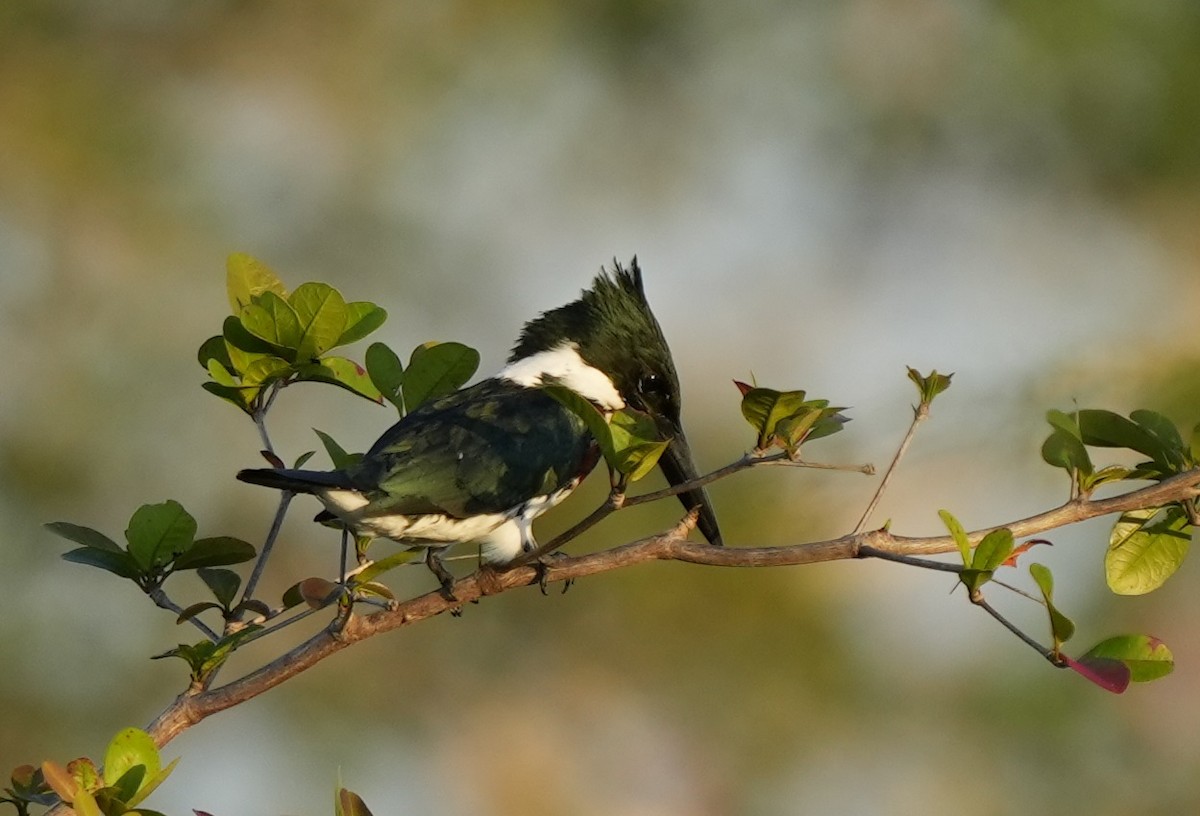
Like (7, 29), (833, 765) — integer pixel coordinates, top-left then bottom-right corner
(237, 259), (721, 590)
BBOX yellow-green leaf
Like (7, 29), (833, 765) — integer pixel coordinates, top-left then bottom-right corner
(226, 253), (286, 313)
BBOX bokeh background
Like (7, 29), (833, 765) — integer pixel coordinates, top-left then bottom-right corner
(3, 2), (1200, 814)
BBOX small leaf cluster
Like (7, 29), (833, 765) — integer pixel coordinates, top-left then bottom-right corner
(939, 510), (1014, 596)
(151, 626), (263, 684)
(1042, 408), (1198, 595)
(545, 386), (670, 486)
(199, 254), (388, 414)
(906, 367), (953, 407)
(47, 501), (255, 594)
(938, 510), (1174, 694)
(25, 728), (177, 816)
(2, 766), (54, 816)
(366, 340), (480, 417)
(735, 381), (847, 456)
(47, 502), (265, 683)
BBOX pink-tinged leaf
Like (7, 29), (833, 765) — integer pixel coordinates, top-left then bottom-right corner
(733, 380), (753, 397)
(1082, 634), (1174, 682)
(1061, 654), (1131, 694)
(1002, 538), (1052, 568)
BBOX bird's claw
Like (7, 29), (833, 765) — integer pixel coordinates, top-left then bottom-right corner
(425, 549), (459, 605)
(535, 552), (573, 595)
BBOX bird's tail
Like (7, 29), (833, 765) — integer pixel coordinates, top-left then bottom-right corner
(236, 468), (353, 494)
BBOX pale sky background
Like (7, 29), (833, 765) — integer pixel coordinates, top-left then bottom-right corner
(3, 2), (1200, 814)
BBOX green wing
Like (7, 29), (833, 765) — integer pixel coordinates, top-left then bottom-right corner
(346, 380), (596, 518)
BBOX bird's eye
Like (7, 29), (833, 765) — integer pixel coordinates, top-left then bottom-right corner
(638, 373), (671, 402)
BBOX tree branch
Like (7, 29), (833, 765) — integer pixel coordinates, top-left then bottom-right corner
(129, 467), (1200, 754)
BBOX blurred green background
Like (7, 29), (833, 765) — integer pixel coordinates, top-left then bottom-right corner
(3, 1), (1200, 814)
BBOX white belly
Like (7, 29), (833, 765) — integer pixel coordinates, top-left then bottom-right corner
(313, 482), (580, 564)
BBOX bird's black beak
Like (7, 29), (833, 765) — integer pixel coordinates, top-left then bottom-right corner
(656, 422), (723, 546)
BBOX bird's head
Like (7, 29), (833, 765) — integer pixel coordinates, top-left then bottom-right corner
(510, 259), (723, 546)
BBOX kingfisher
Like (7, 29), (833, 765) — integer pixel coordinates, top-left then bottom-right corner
(237, 259), (722, 591)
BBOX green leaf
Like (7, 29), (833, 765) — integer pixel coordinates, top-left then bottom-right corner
(295, 357), (383, 402)
(44, 522), (122, 552)
(1105, 506), (1192, 595)
(366, 342), (405, 413)
(544, 385), (613, 449)
(281, 581), (307, 610)
(125, 501), (197, 572)
(240, 291), (302, 351)
(238, 355), (293, 389)
(222, 313), (281, 361)
(937, 509), (972, 567)
(1130, 409), (1184, 452)
(70, 787), (102, 816)
(1130, 409), (1186, 470)
(125, 757), (179, 809)
(608, 408), (670, 480)
(226, 252), (287, 313)
(314, 429), (361, 469)
(197, 335), (233, 373)
(234, 600), (272, 624)
(1082, 634), (1174, 682)
(1045, 409), (1082, 439)
(1040, 428), (1092, 476)
(103, 728), (159, 790)
(176, 601), (223, 624)
(197, 568), (242, 609)
(61, 547), (140, 579)
(1029, 562), (1076, 648)
(355, 581), (395, 601)
(349, 549), (419, 586)
(336, 302), (388, 347)
(972, 528), (1014, 572)
(1077, 409), (1165, 461)
(1083, 464), (1132, 491)
(288, 282), (348, 360)
(172, 536), (256, 570)
(403, 342), (480, 411)
(204, 357), (238, 388)
(201, 381), (254, 414)
(622, 439), (671, 482)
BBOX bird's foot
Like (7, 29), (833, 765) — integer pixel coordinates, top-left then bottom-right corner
(535, 552), (574, 596)
(424, 549), (459, 604)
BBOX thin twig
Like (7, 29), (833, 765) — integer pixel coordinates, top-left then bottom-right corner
(516, 491), (625, 565)
(239, 491), (293, 610)
(147, 588), (220, 641)
(972, 593), (1058, 663)
(516, 451), (872, 565)
(853, 402), (927, 534)
(857, 544), (961, 573)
